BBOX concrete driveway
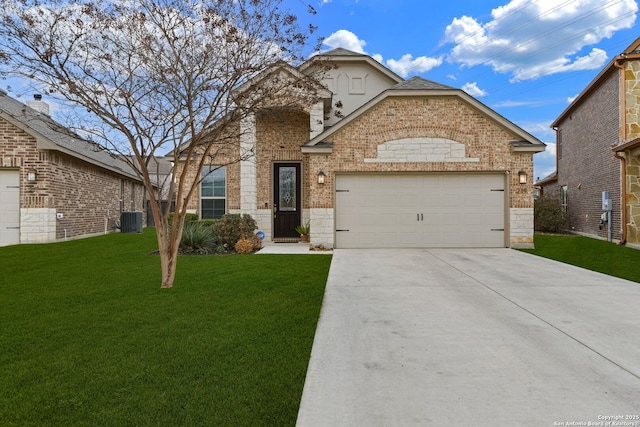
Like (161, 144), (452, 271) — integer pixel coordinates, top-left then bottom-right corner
(296, 249), (640, 426)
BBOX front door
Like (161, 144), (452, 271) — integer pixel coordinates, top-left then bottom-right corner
(273, 163), (301, 238)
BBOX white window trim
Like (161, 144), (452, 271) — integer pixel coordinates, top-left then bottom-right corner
(200, 166), (227, 219)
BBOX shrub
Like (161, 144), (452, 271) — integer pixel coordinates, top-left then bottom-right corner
(247, 233), (263, 250)
(198, 219), (218, 228)
(168, 212), (198, 226)
(213, 214), (258, 248)
(534, 197), (566, 233)
(234, 239), (255, 254)
(180, 221), (215, 254)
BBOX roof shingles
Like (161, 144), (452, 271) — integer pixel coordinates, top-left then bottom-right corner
(390, 76), (456, 91)
(0, 91), (138, 179)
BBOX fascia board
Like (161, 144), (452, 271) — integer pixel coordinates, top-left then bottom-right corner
(613, 137), (640, 152)
(512, 145), (547, 153)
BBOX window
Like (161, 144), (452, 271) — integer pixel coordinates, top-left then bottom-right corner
(557, 129), (562, 160)
(201, 166), (226, 219)
(561, 185), (568, 213)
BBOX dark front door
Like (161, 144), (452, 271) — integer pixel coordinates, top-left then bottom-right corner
(273, 163), (301, 238)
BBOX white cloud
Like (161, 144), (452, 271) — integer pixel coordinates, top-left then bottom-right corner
(444, 0), (638, 81)
(494, 100), (540, 107)
(385, 54), (443, 78)
(567, 95), (578, 103)
(534, 142), (557, 181)
(322, 30), (442, 77)
(322, 29), (367, 53)
(461, 82), (487, 97)
(520, 119), (556, 138)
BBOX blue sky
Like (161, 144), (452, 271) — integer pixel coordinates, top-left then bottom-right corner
(290, 0), (640, 180)
(3, 0), (639, 181)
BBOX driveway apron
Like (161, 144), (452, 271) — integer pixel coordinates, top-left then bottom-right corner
(296, 249), (640, 426)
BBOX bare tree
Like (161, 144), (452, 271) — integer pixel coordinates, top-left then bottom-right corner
(0, 0), (325, 288)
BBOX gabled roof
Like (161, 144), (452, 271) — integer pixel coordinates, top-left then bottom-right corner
(232, 60), (332, 102)
(552, 36), (640, 128)
(303, 76), (545, 153)
(535, 171), (557, 186)
(0, 91), (139, 180)
(301, 48), (404, 84)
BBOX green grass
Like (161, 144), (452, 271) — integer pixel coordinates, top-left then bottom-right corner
(520, 234), (640, 283)
(0, 230), (331, 426)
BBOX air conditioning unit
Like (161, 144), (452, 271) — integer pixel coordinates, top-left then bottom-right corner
(121, 211), (143, 233)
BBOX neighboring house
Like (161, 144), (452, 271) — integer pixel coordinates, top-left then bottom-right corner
(0, 91), (146, 247)
(179, 48), (545, 249)
(538, 37), (640, 246)
(128, 155), (174, 226)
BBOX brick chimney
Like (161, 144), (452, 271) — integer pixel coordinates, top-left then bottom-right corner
(26, 94), (50, 116)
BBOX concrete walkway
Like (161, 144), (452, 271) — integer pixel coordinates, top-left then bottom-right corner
(296, 249), (640, 426)
(256, 242), (332, 254)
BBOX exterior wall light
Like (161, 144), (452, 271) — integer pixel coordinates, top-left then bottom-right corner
(518, 170), (527, 184)
(317, 171), (326, 185)
(27, 168), (37, 181)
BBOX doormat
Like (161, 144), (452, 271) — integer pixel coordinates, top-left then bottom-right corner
(273, 238), (300, 243)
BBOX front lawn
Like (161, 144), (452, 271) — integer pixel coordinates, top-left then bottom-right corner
(520, 234), (640, 283)
(0, 230), (331, 426)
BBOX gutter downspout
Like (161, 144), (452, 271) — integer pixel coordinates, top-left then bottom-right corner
(613, 149), (627, 245)
(613, 57), (628, 245)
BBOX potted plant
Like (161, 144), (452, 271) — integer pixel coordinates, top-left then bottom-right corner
(295, 221), (310, 243)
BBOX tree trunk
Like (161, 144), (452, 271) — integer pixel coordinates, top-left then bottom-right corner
(156, 220), (180, 288)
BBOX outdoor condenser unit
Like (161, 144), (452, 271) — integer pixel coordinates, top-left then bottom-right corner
(121, 211), (143, 233)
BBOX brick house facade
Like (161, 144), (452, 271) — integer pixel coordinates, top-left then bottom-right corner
(179, 49), (545, 249)
(0, 91), (145, 246)
(539, 37), (640, 246)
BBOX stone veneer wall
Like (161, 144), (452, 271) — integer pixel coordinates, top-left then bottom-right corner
(240, 115), (257, 215)
(510, 208), (534, 249)
(625, 61), (640, 140)
(0, 116), (144, 243)
(623, 61), (640, 245)
(310, 208), (334, 248)
(20, 208), (56, 243)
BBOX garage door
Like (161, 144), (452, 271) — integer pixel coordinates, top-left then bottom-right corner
(0, 170), (20, 247)
(335, 174), (506, 248)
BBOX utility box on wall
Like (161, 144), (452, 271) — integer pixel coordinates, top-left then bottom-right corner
(602, 191), (612, 211)
(121, 212), (143, 233)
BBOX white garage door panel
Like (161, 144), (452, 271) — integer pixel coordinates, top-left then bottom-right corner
(0, 170), (20, 247)
(335, 174), (505, 248)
